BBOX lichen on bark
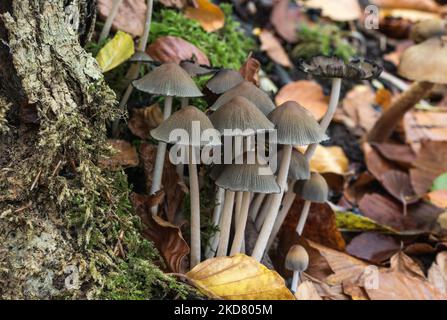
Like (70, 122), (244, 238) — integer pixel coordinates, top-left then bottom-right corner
(0, 0), (186, 299)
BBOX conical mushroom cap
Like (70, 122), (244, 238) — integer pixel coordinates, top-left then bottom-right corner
(209, 96), (274, 136)
(150, 106), (220, 146)
(210, 81), (275, 115)
(205, 69), (244, 94)
(399, 38), (447, 84)
(133, 62), (203, 97)
(277, 148), (310, 180)
(293, 172), (328, 203)
(285, 245), (309, 272)
(129, 51), (153, 63)
(215, 153), (280, 194)
(180, 60), (215, 77)
(298, 56), (382, 80)
(268, 101), (328, 146)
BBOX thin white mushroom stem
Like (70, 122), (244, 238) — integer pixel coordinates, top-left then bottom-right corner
(266, 183), (296, 250)
(216, 191), (236, 256)
(230, 191), (251, 255)
(295, 200), (311, 235)
(111, 0), (154, 137)
(150, 96), (173, 213)
(291, 271), (301, 294)
(181, 97), (189, 108)
(252, 144), (292, 261)
(249, 193), (266, 222)
(205, 187), (225, 259)
(188, 145), (201, 268)
(234, 191), (243, 223)
(254, 194), (272, 231)
(99, 0), (123, 42)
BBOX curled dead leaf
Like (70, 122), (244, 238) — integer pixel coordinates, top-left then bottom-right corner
(297, 145), (349, 176)
(147, 36), (210, 65)
(186, 254), (295, 300)
(128, 104), (163, 140)
(270, 0), (300, 43)
(259, 30), (293, 68)
(185, 0), (225, 33)
(239, 53), (261, 87)
(276, 81), (328, 121)
(99, 139), (139, 170)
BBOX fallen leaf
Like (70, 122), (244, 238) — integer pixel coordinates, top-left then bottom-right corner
(147, 36), (210, 65)
(428, 252), (447, 294)
(97, 0), (146, 37)
(342, 172), (376, 206)
(239, 53), (261, 87)
(185, 0), (225, 33)
(99, 139), (139, 170)
(371, 0), (442, 13)
(381, 170), (418, 205)
(276, 81), (328, 121)
(335, 211), (398, 234)
(304, 0), (362, 21)
(384, 40), (413, 66)
(390, 252), (425, 280)
(380, 9), (441, 23)
(346, 232), (400, 264)
(297, 145), (349, 176)
(404, 109), (447, 144)
(96, 31), (135, 73)
(407, 201), (444, 232)
(438, 211), (447, 229)
(131, 193), (190, 273)
(270, 0), (300, 43)
(186, 254), (295, 300)
(302, 273), (350, 300)
(259, 29), (293, 68)
(426, 190), (447, 208)
(363, 142), (399, 182)
(358, 193), (417, 231)
(296, 281), (323, 300)
(372, 142), (416, 168)
(159, 0), (197, 9)
(128, 104), (163, 140)
(342, 281), (370, 300)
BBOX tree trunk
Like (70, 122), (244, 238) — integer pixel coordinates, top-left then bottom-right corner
(0, 0), (182, 299)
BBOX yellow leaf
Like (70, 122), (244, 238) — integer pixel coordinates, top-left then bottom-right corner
(96, 31), (135, 73)
(186, 254), (295, 300)
(297, 145), (349, 175)
(185, 0), (225, 32)
(336, 211), (398, 234)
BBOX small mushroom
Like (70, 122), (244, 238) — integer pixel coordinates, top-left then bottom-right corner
(150, 106), (217, 268)
(210, 81), (276, 115)
(205, 69), (245, 95)
(293, 172), (329, 235)
(134, 62), (203, 214)
(285, 245), (309, 294)
(369, 38), (447, 142)
(410, 19), (447, 44)
(215, 152), (280, 256)
(252, 101), (326, 262)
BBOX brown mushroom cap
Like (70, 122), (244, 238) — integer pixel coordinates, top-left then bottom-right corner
(133, 62), (203, 97)
(205, 69), (244, 94)
(285, 245), (309, 272)
(277, 148), (310, 181)
(150, 106), (219, 146)
(293, 172), (328, 203)
(210, 81), (276, 115)
(410, 19), (447, 44)
(268, 101), (328, 146)
(399, 38), (447, 84)
(215, 153), (280, 194)
(209, 96), (274, 136)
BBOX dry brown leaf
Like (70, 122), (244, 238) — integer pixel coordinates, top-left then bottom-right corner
(276, 81), (328, 121)
(97, 0), (146, 37)
(390, 251), (425, 280)
(381, 170), (419, 205)
(358, 193), (417, 231)
(363, 142), (399, 182)
(372, 0), (442, 12)
(147, 36), (210, 65)
(407, 201), (444, 232)
(404, 109), (447, 144)
(185, 0), (225, 32)
(128, 104), (163, 140)
(383, 40), (413, 66)
(304, 0), (362, 21)
(259, 30), (293, 68)
(346, 232), (400, 264)
(426, 190), (447, 208)
(99, 139), (139, 170)
(343, 172), (376, 206)
(186, 254), (295, 300)
(297, 145), (349, 176)
(295, 281), (323, 300)
(239, 53), (261, 86)
(342, 281), (370, 300)
(302, 273), (350, 300)
(159, 0), (197, 9)
(428, 252), (447, 295)
(270, 0), (300, 43)
(372, 142), (416, 169)
(131, 193), (190, 273)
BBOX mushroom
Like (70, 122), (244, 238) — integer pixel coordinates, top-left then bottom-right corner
(133, 62), (203, 214)
(209, 96), (275, 256)
(111, 0), (154, 137)
(285, 245), (309, 294)
(410, 19), (447, 44)
(369, 38), (447, 142)
(215, 152), (280, 256)
(251, 101), (327, 261)
(151, 106), (220, 268)
(205, 69), (245, 95)
(129, 51), (153, 63)
(210, 81), (276, 115)
(294, 172), (329, 235)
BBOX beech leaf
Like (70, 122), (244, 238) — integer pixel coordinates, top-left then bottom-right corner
(96, 31), (135, 73)
(185, 0), (225, 33)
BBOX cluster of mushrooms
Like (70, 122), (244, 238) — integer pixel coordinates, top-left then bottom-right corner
(129, 52), (382, 291)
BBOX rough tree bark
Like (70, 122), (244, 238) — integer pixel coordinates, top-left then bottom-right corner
(0, 0), (184, 299)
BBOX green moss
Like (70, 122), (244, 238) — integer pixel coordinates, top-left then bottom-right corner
(292, 24), (357, 62)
